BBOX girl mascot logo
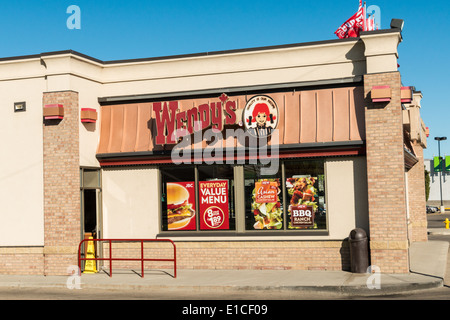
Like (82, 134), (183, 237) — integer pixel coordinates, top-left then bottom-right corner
(243, 95), (279, 138)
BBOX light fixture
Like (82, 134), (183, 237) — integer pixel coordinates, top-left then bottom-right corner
(43, 104), (64, 120)
(371, 85), (391, 102)
(14, 102), (26, 112)
(390, 19), (404, 31)
(401, 86), (413, 103)
(80, 108), (98, 123)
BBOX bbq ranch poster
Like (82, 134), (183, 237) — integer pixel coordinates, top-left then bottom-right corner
(286, 177), (318, 229)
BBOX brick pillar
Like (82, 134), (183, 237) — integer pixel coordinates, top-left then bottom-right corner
(43, 91), (81, 276)
(407, 141), (428, 242)
(364, 72), (410, 273)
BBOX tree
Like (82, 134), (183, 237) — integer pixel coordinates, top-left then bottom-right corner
(425, 167), (430, 202)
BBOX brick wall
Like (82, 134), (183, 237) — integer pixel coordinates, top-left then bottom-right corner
(176, 241), (350, 271)
(407, 141), (428, 242)
(364, 72), (410, 273)
(42, 91), (81, 275)
(0, 248), (44, 275)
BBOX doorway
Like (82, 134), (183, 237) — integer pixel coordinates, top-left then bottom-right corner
(80, 168), (102, 271)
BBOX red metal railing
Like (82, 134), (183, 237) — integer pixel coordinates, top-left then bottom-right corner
(78, 239), (176, 278)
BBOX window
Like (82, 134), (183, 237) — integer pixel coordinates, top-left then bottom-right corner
(198, 166), (236, 230)
(160, 166), (196, 231)
(160, 165), (236, 232)
(159, 160), (327, 234)
(284, 160), (326, 230)
(244, 164), (283, 230)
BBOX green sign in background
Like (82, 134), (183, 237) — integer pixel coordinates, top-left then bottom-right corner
(434, 156), (442, 172)
(434, 156), (450, 172)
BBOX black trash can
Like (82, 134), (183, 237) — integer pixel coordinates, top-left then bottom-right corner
(349, 228), (369, 273)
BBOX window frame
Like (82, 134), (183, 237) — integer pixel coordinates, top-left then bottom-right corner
(158, 160), (329, 236)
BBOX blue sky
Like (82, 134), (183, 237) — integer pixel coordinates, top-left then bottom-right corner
(1, 0), (448, 160)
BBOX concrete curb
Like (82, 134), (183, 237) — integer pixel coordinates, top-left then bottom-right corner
(428, 228), (450, 235)
(0, 272), (443, 297)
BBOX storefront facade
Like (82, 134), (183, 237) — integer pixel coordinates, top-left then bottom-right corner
(0, 25), (428, 275)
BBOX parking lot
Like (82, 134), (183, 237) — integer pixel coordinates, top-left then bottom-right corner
(427, 211), (450, 228)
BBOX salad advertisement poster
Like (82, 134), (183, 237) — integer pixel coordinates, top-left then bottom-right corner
(199, 180), (229, 230)
(286, 177), (318, 229)
(251, 179), (282, 229)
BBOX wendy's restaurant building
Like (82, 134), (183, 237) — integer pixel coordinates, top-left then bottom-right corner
(0, 21), (429, 276)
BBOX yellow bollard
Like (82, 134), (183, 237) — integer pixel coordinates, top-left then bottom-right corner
(83, 237), (97, 273)
(444, 218), (450, 229)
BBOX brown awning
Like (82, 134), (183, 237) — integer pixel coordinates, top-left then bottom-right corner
(97, 86), (365, 163)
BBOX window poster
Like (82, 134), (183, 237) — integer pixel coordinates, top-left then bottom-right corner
(251, 179), (282, 229)
(199, 180), (229, 230)
(166, 182), (196, 230)
(286, 177), (318, 229)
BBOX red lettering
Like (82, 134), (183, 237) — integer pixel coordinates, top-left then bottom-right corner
(187, 106), (199, 134)
(198, 104), (210, 130)
(153, 95), (238, 145)
(225, 100), (236, 125)
(176, 110), (187, 137)
(153, 101), (178, 145)
(211, 102), (223, 132)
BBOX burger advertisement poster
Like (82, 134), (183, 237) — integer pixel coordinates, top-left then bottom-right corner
(166, 182), (196, 230)
(199, 180), (229, 230)
(286, 177), (318, 229)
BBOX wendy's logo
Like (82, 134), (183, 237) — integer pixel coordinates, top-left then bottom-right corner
(243, 95), (279, 138)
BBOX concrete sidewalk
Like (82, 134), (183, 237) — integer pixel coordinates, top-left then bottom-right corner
(428, 228), (450, 236)
(0, 240), (448, 298)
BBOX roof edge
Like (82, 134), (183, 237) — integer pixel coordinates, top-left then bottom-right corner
(0, 28), (401, 66)
(0, 37), (360, 66)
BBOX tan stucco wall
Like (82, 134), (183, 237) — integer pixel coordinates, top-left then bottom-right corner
(325, 157), (369, 238)
(0, 76), (45, 246)
(101, 167), (160, 238)
(71, 77), (102, 168)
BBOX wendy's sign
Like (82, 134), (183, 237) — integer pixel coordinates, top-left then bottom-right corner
(153, 93), (237, 145)
(153, 93), (279, 145)
(243, 95), (278, 138)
